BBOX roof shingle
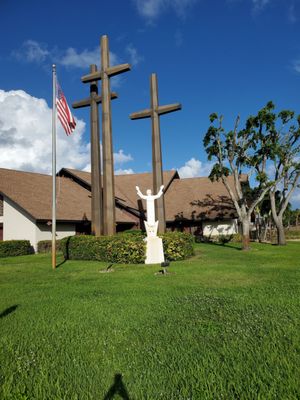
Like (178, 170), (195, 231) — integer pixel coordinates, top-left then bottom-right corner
(0, 167), (247, 224)
(0, 168), (135, 223)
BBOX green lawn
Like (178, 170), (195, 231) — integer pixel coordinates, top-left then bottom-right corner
(0, 242), (300, 400)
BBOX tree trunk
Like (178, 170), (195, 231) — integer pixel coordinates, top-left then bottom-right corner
(241, 218), (251, 250)
(270, 191), (286, 246)
(276, 216), (286, 246)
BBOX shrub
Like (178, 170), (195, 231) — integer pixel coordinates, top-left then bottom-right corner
(161, 232), (194, 261)
(285, 230), (300, 239)
(60, 235), (146, 264)
(0, 240), (33, 257)
(60, 232), (194, 264)
(59, 235), (105, 261)
(120, 229), (145, 236)
(218, 234), (233, 245)
(230, 233), (242, 243)
(37, 240), (61, 253)
(105, 235), (146, 264)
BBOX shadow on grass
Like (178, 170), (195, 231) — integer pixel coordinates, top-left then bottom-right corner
(0, 305), (19, 319)
(103, 373), (130, 400)
(55, 236), (71, 269)
(56, 258), (67, 268)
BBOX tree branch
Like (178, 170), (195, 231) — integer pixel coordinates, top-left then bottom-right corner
(278, 170), (300, 218)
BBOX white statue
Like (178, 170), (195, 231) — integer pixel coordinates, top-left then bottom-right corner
(136, 185), (165, 264)
(135, 185), (164, 226)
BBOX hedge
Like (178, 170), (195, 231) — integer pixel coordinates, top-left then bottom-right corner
(60, 235), (145, 264)
(59, 232), (194, 264)
(0, 240), (33, 257)
(285, 229), (300, 239)
(37, 240), (61, 253)
(160, 232), (194, 261)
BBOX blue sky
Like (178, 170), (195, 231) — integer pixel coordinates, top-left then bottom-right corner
(0, 0), (300, 206)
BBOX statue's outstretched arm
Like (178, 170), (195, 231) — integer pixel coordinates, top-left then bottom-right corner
(153, 185), (164, 199)
(136, 186), (147, 200)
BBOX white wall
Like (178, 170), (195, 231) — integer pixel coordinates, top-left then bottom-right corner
(0, 216), (3, 223)
(36, 222), (75, 243)
(3, 197), (76, 251)
(3, 197), (37, 248)
(203, 219), (238, 237)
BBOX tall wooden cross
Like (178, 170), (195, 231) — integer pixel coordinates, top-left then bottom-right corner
(130, 73), (181, 233)
(73, 64), (117, 236)
(81, 35), (131, 235)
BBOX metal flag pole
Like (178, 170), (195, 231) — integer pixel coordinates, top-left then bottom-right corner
(52, 64), (57, 270)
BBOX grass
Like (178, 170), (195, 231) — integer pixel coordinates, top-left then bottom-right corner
(0, 242), (300, 399)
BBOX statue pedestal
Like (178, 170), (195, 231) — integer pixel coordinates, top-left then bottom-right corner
(145, 236), (165, 265)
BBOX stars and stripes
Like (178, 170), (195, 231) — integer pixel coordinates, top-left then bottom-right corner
(56, 81), (76, 135)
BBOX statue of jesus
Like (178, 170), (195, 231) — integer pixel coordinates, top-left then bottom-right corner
(136, 185), (164, 226)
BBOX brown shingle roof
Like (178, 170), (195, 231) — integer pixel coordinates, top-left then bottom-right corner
(0, 168), (136, 223)
(60, 168), (179, 209)
(0, 167), (247, 224)
(59, 168), (246, 222)
(164, 176), (240, 221)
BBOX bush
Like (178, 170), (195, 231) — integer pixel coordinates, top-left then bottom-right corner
(161, 232), (194, 261)
(60, 235), (146, 264)
(0, 240), (33, 257)
(230, 233), (242, 243)
(60, 235), (104, 261)
(37, 240), (61, 253)
(285, 229), (300, 239)
(218, 234), (233, 245)
(120, 229), (145, 236)
(105, 235), (146, 264)
(60, 232), (194, 264)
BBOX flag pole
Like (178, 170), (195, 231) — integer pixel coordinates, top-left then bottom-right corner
(52, 64), (57, 270)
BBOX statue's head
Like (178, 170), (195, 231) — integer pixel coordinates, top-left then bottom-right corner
(146, 189), (152, 196)
(147, 225), (156, 237)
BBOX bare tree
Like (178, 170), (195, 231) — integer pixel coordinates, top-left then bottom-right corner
(203, 102), (283, 250)
(268, 109), (300, 244)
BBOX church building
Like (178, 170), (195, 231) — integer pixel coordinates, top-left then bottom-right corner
(0, 167), (243, 250)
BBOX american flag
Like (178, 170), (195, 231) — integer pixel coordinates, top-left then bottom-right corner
(56, 81), (76, 136)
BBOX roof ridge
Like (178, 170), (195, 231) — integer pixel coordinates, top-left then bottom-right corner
(0, 167), (51, 178)
(64, 168), (177, 177)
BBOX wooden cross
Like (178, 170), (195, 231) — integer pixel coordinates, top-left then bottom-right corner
(73, 64), (117, 236)
(81, 35), (131, 236)
(130, 73), (181, 233)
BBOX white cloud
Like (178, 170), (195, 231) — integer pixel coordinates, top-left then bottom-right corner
(0, 89), (89, 174)
(125, 44), (143, 66)
(177, 158), (213, 178)
(134, 0), (166, 18)
(12, 40), (49, 63)
(0, 89), (133, 175)
(12, 41), (119, 69)
(288, 3), (297, 23)
(115, 168), (135, 175)
(252, 0), (270, 11)
(292, 59), (300, 74)
(58, 47), (119, 69)
(58, 47), (99, 68)
(114, 149), (133, 164)
(82, 163), (92, 172)
(133, 0), (198, 19)
(83, 149), (133, 173)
